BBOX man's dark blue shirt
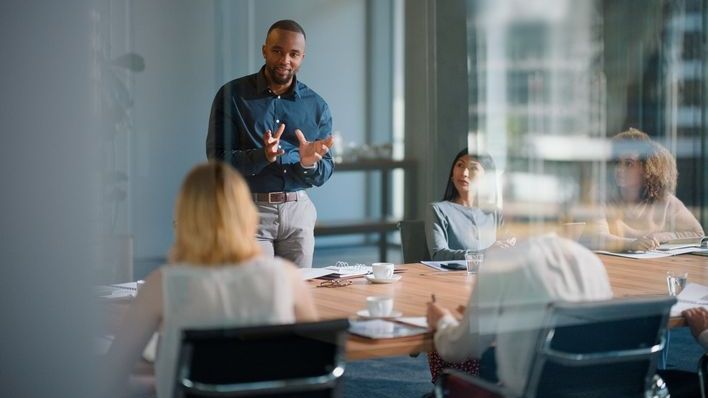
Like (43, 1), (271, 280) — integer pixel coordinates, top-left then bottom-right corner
(206, 66), (334, 193)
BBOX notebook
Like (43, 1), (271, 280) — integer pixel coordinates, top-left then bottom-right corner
(657, 236), (708, 251)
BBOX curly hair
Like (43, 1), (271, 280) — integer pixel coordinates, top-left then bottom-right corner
(611, 128), (677, 202)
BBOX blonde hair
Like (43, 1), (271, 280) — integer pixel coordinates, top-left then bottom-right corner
(611, 128), (677, 202)
(169, 162), (260, 265)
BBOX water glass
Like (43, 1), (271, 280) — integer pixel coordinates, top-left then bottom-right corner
(666, 271), (687, 296)
(465, 252), (484, 274)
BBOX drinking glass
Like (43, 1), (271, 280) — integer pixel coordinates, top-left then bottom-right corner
(666, 271), (688, 296)
(465, 252), (484, 274)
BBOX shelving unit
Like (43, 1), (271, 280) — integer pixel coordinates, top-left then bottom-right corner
(314, 159), (417, 261)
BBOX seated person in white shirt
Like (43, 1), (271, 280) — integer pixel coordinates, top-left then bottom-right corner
(102, 162), (318, 398)
(426, 148), (514, 261)
(657, 307), (708, 398)
(426, 234), (613, 396)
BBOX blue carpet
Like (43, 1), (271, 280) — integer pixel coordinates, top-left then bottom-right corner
(342, 329), (705, 397)
(342, 355), (432, 398)
(665, 327), (705, 372)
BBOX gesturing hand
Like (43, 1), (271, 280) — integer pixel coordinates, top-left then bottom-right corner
(295, 129), (334, 168)
(263, 123), (286, 163)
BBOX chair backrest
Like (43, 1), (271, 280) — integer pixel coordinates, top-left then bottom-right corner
(436, 369), (508, 398)
(398, 220), (430, 263)
(699, 353), (708, 398)
(175, 319), (350, 398)
(524, 296), (676, 398)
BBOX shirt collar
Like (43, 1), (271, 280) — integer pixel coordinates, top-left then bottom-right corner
(256, 65), (300, 99)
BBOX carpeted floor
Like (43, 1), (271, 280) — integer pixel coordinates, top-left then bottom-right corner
(342, 329), (705, 398)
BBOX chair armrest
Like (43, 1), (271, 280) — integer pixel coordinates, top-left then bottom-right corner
(698, 353), (708, 398)
(435, 369), (515, 398)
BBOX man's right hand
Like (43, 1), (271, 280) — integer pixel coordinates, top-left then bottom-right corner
(264, 123), (286, 163)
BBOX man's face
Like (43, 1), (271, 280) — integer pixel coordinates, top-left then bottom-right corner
(262, 29), (306, 86)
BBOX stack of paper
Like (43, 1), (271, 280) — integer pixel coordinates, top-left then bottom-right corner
(671, 283), (708, 317)
(657, 236), (707, 251)
(95, 282), (137, 300)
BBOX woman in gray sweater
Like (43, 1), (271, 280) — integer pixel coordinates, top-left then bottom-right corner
(425, 148), (514, 386)
(426, 148), (510, 261)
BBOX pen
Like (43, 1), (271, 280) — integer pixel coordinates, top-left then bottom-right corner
(431, 293), (436, 303)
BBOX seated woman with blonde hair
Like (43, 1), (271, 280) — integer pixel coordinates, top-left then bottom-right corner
(103, 162), (317, 398)
(589, 128), (704, 252)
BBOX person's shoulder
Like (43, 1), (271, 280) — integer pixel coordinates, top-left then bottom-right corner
(295, 79), (328, 103)
(217, 72), (259, 94)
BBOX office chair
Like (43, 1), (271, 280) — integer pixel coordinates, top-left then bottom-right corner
(699, 353), (708, 398)
(175, 319), (349, 398)
(435, 296), (676, 398)
(398, 220), (430, 263)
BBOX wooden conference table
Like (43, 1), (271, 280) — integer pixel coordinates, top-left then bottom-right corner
(310, 254), (707, 360)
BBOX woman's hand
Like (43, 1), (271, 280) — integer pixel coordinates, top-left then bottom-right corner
(628, 236), (660, 251)
(426, 302), (452, 331)
(494, 237), (516, 249)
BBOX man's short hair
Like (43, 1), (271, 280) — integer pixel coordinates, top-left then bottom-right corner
(267, 20), (306, 40)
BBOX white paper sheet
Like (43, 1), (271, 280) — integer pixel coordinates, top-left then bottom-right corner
(671, 283), (708, 317)
(595, 247), (707, 259)
(299, 268), (335, 280)
(420, 260), (467, 271)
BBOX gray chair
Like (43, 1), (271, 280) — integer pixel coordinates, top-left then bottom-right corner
(699, 353), (708, 398)
(436, 296), (676, 398)
(398, 220), (430, 263)
(175, 319), (349, 398)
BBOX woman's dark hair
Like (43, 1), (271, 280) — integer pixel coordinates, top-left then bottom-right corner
(442, 148), (495, 201)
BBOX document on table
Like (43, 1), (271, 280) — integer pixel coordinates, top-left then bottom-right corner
(420, 260), (466, 271)
(300, 268), (336, 280)
(595, 247), (708, 259)
(349, 319), (428, 339)
(395, 316), (429, 329)
(671, 283), (708, 317)
(95, 282), (138, 300)
(657, 236), (707, 251)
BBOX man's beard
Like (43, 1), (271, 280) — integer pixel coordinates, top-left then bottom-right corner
(268, 65), (294, 85)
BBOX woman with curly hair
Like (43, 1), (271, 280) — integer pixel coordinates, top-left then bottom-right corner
(590, 128), (704, 252)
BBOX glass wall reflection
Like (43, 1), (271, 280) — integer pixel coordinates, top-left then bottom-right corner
(466, 0), (706, 245)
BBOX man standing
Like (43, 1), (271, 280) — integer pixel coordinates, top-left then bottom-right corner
(207, 20), (333, 268)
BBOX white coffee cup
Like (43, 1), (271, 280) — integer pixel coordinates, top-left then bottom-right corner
(371, 262), (395, 279)
(366, 296), (394, 317)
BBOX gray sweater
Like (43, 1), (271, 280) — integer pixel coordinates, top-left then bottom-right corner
(426, 201), (501, 260)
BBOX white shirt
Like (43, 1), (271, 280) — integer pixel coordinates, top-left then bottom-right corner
(156, 256), (295, 398)
(433, 234), (613, 396)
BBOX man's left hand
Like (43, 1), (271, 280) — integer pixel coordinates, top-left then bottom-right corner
(295, 129), (334, 167)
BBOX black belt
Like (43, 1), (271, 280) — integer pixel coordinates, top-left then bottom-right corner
(252, 192), (299, 204)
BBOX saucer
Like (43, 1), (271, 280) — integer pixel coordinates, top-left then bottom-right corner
(356, 309), (403, 319)
(365, 274), (402, 284)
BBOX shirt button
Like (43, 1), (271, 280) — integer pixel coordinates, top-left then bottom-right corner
(277, 95), (281, 99)
(283, 169), (287, 174)
(275, 119), (280, 124)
